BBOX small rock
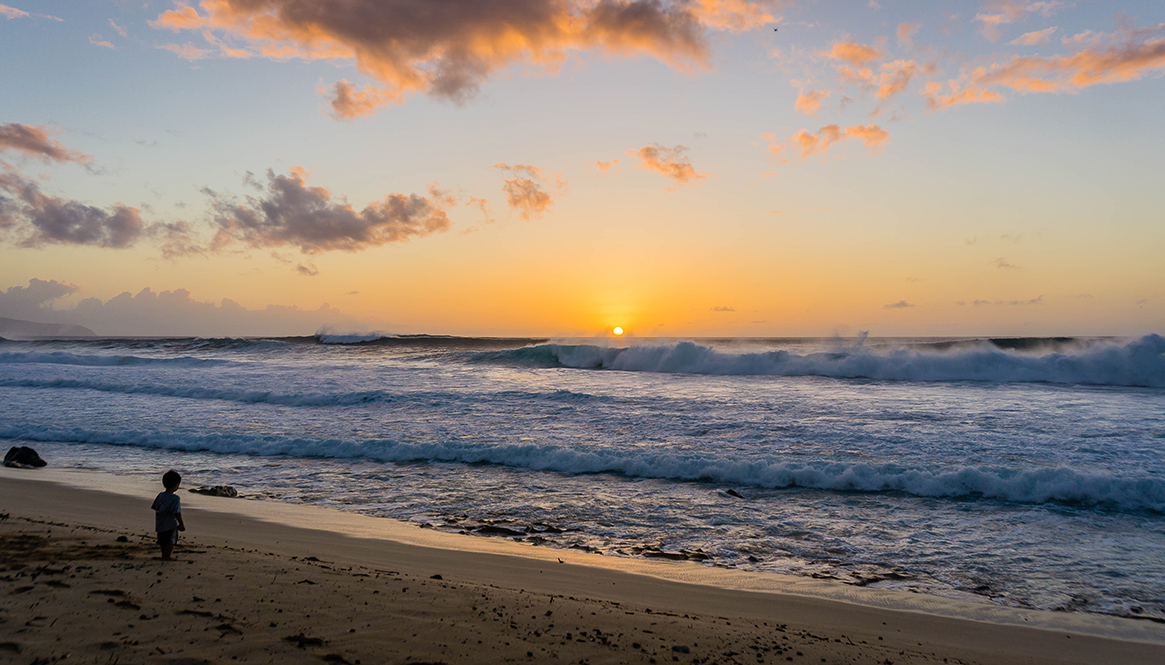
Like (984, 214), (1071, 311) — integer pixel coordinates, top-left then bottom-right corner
(189, 485), (238, 498)
(725, 489), (744, 498)
(3, 446), (46, 469)
(672, 645), (690, 654)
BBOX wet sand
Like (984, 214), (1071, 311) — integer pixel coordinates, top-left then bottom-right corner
(2, 468), (1163, 665)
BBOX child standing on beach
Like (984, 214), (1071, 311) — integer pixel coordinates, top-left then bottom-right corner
(151, 470), (186, 560)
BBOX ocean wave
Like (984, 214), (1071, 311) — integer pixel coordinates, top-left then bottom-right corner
(0, 350), (229, 368)
(4, 426), (1162, 513)
(474, 334), (1165, 387)
(0, 376), (607, 407)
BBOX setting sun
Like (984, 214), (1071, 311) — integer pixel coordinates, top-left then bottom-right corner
(612, 327), (624, 335)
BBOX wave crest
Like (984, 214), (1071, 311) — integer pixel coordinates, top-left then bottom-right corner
(476, 335), (1165, 387)
(5, 425), (1162, 513)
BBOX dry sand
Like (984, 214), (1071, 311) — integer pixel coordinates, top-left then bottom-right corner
(2, 468), (1163, 665)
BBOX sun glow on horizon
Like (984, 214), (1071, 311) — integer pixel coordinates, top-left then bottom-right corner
(612, 326), (624, 336)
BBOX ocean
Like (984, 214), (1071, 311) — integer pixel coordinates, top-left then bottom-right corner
(2, 333), (1163, 622)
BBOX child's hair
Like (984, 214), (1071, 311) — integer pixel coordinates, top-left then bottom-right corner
(162, 469), (182, 490)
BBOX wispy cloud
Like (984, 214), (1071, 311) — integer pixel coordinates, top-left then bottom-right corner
(0, 123), (94, 165)
(158, 42), (213, 62)
(785, 124), (890, 158)
(975, 1), (1063, 42)
(0, 4), (60, 21)
(883, 300), (913, 309)
(1010, 26), (1058, 46)
(634, 144), (712, 187)
(492, 163), (565, 220)
(89, 35), (116, 50)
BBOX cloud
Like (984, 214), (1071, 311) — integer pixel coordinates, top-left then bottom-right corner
(634, 144), (711, 187)
(883, 300), (913, 309)
(979, 34), (1165, 93)
(109, 19), (128, 38)
(711, 305), (736, 312)
(1010, 26), (1057, 46)
(827, 41), (881, 66)
(972, 295), (1044, 306)
(492, 163), (564, 220)
(0, 123), (94, 164)
(158, 42), (213, 61)
(975, 1), (1063, 42)
(150, 0), (774, 116)
(0, 172), (146, 249)
(794, 89), (829, 115)
(90, 35), (117, 50)
(786, 124), (889, 158)
(0, 278), (80, 321)
(595, 159), (620, 175)
(295, 262), (319, 276)
(0, 4), (28, 19)
(992, 257), (1020, 269)
(0, 278), (374, 337)
(897, 22), (920, 47)
(206, 168), (452, 253)
(922, 80), (1006, 109)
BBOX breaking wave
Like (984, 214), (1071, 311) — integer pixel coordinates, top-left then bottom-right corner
(0, 351), (229, 368)
(475, 334), (1165, 387)
(4, 425), (1162, 513)
(0, 376), (607, 407)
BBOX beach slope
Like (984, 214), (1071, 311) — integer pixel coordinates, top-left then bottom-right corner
(1, 470), (1162, 665)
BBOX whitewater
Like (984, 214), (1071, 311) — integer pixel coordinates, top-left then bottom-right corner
(2, 334), (1163, 621)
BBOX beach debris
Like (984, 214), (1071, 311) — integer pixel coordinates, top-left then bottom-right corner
(3, 446), (46, 469)
(189, 485), (238, 498)
(283, 633), (326, 648)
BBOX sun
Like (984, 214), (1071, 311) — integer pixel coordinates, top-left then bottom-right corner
(612, 326), (624, 336)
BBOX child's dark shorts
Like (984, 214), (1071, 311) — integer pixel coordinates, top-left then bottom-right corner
(157, 529), (177, 547)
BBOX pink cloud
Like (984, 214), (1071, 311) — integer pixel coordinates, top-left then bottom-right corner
(0, 123), (93, 165)
(786, 124), (890, 158)
(827, 41), (882, 66)
(633, 144), (712, 187)
(1010, 26), (1058, 46)
(492, 164), (565, 220)
(794, 89), (830, 116)
(150, 0), (773, 117)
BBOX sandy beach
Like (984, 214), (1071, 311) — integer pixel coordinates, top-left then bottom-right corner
(2, 467), (1163, 665)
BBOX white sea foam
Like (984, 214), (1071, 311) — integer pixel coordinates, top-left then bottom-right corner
(482, 334), (1165, 387)
(5, 424), (1163, 513)
(316, 332), (386, 344)
(0, 377), (606, 407)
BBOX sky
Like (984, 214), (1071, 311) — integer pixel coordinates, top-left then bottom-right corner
(1, 0), (1163, 338)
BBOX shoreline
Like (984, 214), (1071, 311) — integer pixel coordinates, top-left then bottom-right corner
(3, 467), (1165, 664)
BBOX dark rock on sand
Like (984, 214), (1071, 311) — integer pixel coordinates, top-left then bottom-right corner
(725, 489), (744, 498)
(189, 485), (238, 498)
(473, 525), (527, 537)
(4, 446), (47, 469)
